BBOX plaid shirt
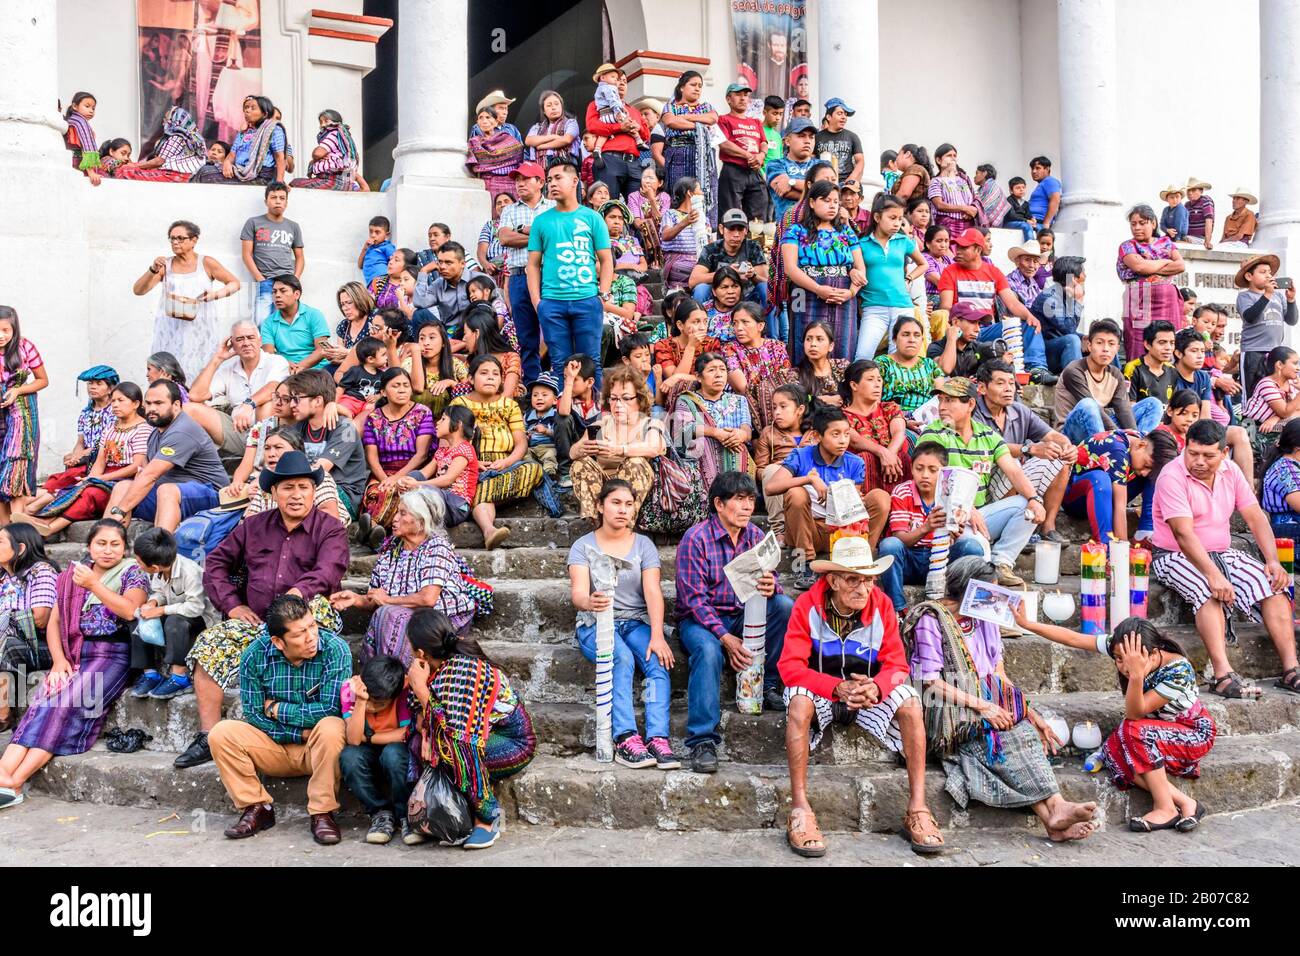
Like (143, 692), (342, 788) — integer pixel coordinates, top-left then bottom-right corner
(499, 196), (557, 271)
(675, 515), (782, 637)
(239, 629), (351, 744)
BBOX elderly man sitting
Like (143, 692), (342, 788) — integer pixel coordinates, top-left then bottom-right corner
(184, 321), (291, 457)
(174, 450), (350, 770)
(1151, 419), (1300, 699)
(779, 535), (943, 859)
(209, 593), (352, 845)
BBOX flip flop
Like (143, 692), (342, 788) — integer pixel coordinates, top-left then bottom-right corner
(1175, 802), (1208, 832)
(0, 787), (23, 810)
(1129, 813), (1180, 832)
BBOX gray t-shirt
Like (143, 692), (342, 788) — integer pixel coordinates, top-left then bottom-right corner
(973, 397), (1052, 447)
(296, 420), (368, 507)
(567, 532), (661, 626)
(1236, 289), (1291, 352)
(147, 414), (229, 489)
(240, 215), (303, 280)
(814, 129), (863, 184)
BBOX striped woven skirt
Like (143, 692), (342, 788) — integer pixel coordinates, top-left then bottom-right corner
(0, 394), (38, 500)
(289, 174), (359, 191)
(789, 271), (856, 361)
(473, 455), (542, 506)
(12, 639), (129, 756)
(114, 166), (193, 183)
(1122, 280), (1183, 361)
(662, 251), (696, 291)
(1101, 702), (1216, 789)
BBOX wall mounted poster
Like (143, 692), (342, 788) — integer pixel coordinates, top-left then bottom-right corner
(137, 0), (263, 151)
(729, 0), (809, 103)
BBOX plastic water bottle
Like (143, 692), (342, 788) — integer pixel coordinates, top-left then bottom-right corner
(1083, 750), (1105, 773)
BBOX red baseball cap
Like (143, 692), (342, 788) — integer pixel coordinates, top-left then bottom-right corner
(952, 227), (987, 249)
(514, 161), (545, 180)
(949, 301), (992, 324)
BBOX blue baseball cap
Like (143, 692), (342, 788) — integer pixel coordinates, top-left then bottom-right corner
(823, 97), (855, 116)
(784, 117), (817, 136)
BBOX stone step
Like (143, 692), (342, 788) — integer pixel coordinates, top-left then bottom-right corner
(33, 731), (1300, 834)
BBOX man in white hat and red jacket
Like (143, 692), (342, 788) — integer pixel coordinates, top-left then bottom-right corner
(777, 535), (943, 859)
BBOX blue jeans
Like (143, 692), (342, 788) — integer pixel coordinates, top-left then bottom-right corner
(575, 619), (671, 740)
(980, 319), (1047, 370)
(1002, 217), (1038, 242)
(1061, 396), (1164, 444)
(339, 742), (413, 818)
(509, 275), (543, 385)
(253, 277), (275, 327)
(1270, 515), (1300, 543)
(979, 494), (1038, 567)
(134, 481), (219, 522)
(537, 295), (605, 388)
(877, 535), (987, 611)
(770, 305), (790, 346)
(678, 594), (793, 749)
(1044, 333), (1083, 373)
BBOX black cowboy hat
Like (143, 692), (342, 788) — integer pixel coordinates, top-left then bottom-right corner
(258, 450), (324, 493)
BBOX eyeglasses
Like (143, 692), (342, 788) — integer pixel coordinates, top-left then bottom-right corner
(288, 394), (310, 404)
(167, 234), (193, 243)
(835, 574), (875, 591)
(607, 395), (637, 404)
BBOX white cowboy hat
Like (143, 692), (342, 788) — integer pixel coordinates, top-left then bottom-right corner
(1184, 176), (1212, 192)
(1158, 183), (1185, 202)
(809, 536), (894, 576)
(1229, 187), (1258, 205)
(1007, 239), (1043, 263)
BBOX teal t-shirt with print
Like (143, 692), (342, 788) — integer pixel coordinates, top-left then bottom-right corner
(527, 206), (612, 301)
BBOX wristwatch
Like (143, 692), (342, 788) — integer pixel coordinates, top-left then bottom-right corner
(1021, 441), (1032, 457)
(109, 507), (126, 519)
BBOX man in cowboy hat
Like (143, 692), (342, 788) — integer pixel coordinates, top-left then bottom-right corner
(1235, 252), (1298, 396)
(1158, 184), (1188, 241)
(1183, 177), (1215, 249)
(1220, 187), (1259, 247)
(778, 535), (943, 858)
(468, 91), (521, 141)
(174, 449), (350, 771)
(1005, 238), (1046, 308)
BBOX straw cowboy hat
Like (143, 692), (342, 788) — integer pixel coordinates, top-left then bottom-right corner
(809, 536), (894, 576)
(1007, 239), (1043, 263)
(1158, 183), (1185, 202)
(591, 62), (623, 82)
(475, 91), (515, 115)
(1234, 253), (1281, 289)
(632, 95), (664, 114)
(1184, 176), (1212, 192)
(1229, 187), (1259, 205)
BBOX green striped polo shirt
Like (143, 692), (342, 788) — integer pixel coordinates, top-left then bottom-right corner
(918, 419), (1008, 506)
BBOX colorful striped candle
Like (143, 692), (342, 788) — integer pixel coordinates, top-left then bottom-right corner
(1003, 318), (1025, 374)
(926, 526), (950, 599)
(1278, 538), (1294, 605)
(1129, 546), (1150, 619)
(1080, 541), (1108, 636)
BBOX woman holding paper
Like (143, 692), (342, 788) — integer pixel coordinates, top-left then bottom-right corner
(901, 556), (1099, 842)
(567, 480), (677, 770)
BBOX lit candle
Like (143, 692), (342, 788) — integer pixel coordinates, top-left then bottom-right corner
(1110, 537), (1130, 634)
(1072, 720), (1103, 751)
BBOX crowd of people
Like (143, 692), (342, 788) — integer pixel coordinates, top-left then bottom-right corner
(2, 66), (1292, 856)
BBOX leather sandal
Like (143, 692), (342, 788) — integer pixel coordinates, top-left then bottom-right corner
(787, 807), (826, 858)
(903, 808), (945, 855)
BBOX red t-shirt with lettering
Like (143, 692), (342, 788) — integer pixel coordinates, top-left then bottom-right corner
(717, 114), (765, 167)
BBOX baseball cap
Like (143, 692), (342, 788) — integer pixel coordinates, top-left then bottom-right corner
(932, 377), (977, 399)
(725, 82), (753, 95)
(784, 117), (817, 136)
(513, 161), (545, 180)
(720, 208), (748, 228)
(949, 301), (992, 325)
(823, 97), (855, 116)
(952, 227), (987, 249)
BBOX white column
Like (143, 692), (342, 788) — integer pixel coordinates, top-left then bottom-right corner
(0, 0), (68, 166)
(391, 0), (474, 183)
(386, 0), (487, 253)
(1256, 0), (1300, 256)
(1054, 0), (1121, 216)
(816, 0), (882, 190)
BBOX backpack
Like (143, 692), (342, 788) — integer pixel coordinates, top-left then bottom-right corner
(174, 507), (245, 564)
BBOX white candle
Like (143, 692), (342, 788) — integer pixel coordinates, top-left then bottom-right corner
(1109, 538), (1130, 634)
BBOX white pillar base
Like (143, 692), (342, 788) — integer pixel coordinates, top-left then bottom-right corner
(386, 176), (491, 257)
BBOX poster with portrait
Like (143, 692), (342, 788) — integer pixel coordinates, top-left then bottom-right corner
(730, 0), (809, 104)
(137, 0), (263, 152)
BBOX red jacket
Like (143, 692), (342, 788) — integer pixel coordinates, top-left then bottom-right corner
(584, 102), (650, 157)
(778, 577), (910, 701)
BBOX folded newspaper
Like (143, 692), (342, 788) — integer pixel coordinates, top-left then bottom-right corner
(723, 531), (782, 604)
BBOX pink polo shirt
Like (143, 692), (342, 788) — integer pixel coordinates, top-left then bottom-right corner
(1152, 454), (1254, 552)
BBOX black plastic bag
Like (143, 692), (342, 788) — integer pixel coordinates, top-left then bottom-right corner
(407, 765), (473, 845)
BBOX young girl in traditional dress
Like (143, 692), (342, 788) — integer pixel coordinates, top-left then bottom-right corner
(0, 308), (49, 524)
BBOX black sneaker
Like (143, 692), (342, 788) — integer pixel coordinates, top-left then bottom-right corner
(366, 809), (396, 845)
(763, 687), (786, 712)
(690, 742), (719, 774)
(614, 733), (655, 769)
(173, 732), (211, 769)
(400, 817), (427, 846)
(1029, 368), (1059, 387)
(646, 736), (680, 770)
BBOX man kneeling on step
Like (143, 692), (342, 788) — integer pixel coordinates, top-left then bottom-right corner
(778, 535), (943, 858)
(210, 593), (352, 845)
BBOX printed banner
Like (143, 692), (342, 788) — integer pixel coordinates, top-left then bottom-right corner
(729, 0), (809, 104)
(137, 0), (263, 151)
